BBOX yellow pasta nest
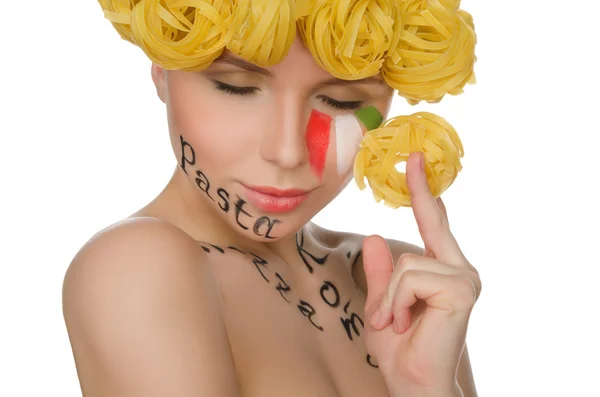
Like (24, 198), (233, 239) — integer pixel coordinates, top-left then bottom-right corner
(224, 0), (296, 66)
(353, 112), (463, 208)
(382, 0), (477, 104)
(297, 0), (402, 80)
(100, 0), (233, 70)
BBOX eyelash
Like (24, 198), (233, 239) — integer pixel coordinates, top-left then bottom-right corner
(318, 95), (363, 111)
(212, 81), (364, 111)
(213, 81), (256, 96)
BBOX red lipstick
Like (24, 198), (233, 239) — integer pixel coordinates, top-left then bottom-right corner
(242, 185), (310, 213)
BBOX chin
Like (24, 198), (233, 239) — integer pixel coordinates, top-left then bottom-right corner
(232, 216), (306, 242)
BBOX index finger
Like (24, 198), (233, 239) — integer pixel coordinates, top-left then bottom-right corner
(436, 197), (449, 224)
(407, 152), (466, 265)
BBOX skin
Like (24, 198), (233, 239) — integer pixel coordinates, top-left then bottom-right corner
(62, 33), (478, 397)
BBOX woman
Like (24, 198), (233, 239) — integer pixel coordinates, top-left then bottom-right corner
(62, 1), (481, 396)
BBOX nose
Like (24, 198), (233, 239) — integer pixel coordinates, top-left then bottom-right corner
(259, 94), (309, 170)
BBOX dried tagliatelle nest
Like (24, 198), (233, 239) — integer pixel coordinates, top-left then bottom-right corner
(99, 0), (233, 70)
(382, 0), (477, 105)
(297, 0), (403, 80)
(354, 112), (464, 208)
(225, 0), (297, 66)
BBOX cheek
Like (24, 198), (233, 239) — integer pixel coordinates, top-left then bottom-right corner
(333, 114), (363, 176)
(305, 109), (332, 179)
(166, 84), (254, 167)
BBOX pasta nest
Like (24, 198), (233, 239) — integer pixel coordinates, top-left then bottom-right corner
(297, 0), (402, 80)
(224, 0), (298, 66)
(98, 0), (476, 101)
(382, 0), (477, 104)
(99, 0), (233, 70)
(354, 111), (463, 208)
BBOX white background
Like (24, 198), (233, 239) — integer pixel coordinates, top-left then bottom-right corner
(1, 0), (599, 395)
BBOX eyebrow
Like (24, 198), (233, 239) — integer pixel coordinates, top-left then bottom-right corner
(212, 53), (387, 86)
(213, 53), (270, 76)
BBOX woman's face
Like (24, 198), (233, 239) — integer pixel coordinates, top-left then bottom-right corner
(154, 34), (394, 242)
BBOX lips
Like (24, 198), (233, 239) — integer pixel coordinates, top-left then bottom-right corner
(242, 184), (310, 213)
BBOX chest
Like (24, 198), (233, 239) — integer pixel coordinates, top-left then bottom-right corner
(205, 243), (390, 397)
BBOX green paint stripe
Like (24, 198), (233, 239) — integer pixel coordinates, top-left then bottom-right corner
(354, 106), (383, 130)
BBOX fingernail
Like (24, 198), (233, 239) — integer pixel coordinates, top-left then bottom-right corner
(371, 309), (382, 328)
(419, 152), (425, 171)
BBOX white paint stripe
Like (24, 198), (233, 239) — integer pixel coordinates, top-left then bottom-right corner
(334, 114), (363, 175)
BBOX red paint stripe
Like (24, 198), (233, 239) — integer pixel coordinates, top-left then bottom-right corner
(305, 109), (331, 178)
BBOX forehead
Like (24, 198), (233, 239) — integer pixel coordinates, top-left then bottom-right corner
(213, 35), (386, 86)
(214, 32), (323, 74)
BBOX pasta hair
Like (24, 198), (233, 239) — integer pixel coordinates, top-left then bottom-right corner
(98, 0), (476, 103)
(100, 0), (233, 70)
(297, 0), (402, 80)
(382, 0), (477, 104)
(225, 0), (297, 66)
(354, 111), (463, 208)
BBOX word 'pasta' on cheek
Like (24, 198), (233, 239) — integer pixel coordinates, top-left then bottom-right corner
(305, 109), (332, 178)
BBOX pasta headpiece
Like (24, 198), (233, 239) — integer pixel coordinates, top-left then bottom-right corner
(98, 0), (477, 207)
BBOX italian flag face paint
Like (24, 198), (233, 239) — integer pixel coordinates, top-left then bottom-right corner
(305, 106), (383, 179)
(305, 109), (332, 179)
(335, 106), (383, 175)
(334, 114), (363, 175)
(355, 106), (384, 131)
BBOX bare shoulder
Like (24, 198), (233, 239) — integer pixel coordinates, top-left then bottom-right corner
(66, 217), (206, 268)
(309, 222), (422, 265)
(341, 230), (424, 265)
(62, 217), (239, 396)
(309, 222), (422, 291)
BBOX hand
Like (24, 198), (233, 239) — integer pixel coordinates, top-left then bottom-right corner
(362, 152), (481, 396)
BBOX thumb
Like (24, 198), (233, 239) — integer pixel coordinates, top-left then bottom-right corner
(362, 235), (394, 324)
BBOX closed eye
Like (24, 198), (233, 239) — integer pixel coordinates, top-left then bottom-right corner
(317, 95), (363, 111)
(213, 81), (363, 110)
(213, 81), (257, 96)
